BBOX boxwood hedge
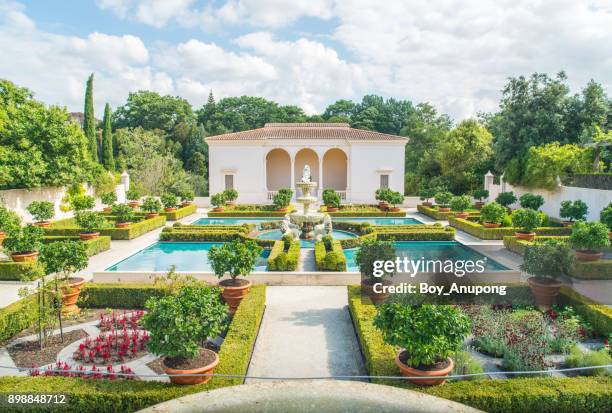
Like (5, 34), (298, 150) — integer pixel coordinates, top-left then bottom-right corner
(45, 216), (166, 240)
(417, 204), (480, 221)
(314, 239), (347, 271)
(0, 260), (44, 281)
(160, 204), (197, 221)
(267, 240), (300, 271)
(449, 216), (571, 240)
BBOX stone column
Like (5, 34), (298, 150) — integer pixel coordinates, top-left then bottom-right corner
(484, 171), (494, 199)
(121, 170), (130, 192)
(318, 158), (324, 199)
(290, 156), (295, 198)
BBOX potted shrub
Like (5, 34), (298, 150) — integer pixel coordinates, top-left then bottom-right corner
(434, 191), (453, 212)
(40, 240), (89, 314)
(161, 193), (178, 212)
(272, 188), (293, 212)
(387, 191), (404, 212)
(355, 238), (396, 304)
(375, 188), (392, 210)
(322, 189), (341, 212)
(570, 221), (610, 262)
(374, 304), (470, 386)
(511, 208), (540, 242)
(419, 188), (436, 207)
(208, 239), (262, 314)
(3, 224), (43, 262)
(111, 203), (135, 228)
(141, 197), (162, 218)
(601, 203), (612, 241)
(480, 202), (505, 228)
(472, 189), (489, 209)
(223, 188), (238, 206)
(71, 195), (95, 212)
(560, 200), (588, 226)
(495, 191), (517, 211)
(450, 195), (472, 219)
(210, 192), (226, 212)
(74, 211), (106, 240)
(100, 192), (117, 214)
(0, 206), (21, 247)
(141, 285), (228, 385)
(520, 239), (572, 307)
(26, 201), (54, 227)
(519, 193), (544, 211)
(126, 188), (141, 209)
(179, 189), (195, 207)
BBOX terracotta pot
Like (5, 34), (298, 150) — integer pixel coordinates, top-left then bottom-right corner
(181, 201), (193, 207)
(483, 222), (501, 228)
(164, 207), (177, 212)
(395, 352), (454, 386)
(102, 207), (112, 214)
(11, 251), (39, 262)
(326, 206), (338, 212)
(575, 250), (603, 262)
(226, 201), (236, 206)
(79, 232), (99, 241)
(474, 201), (484, 209)
(34, 221), (51, 228)
(562, 220), (574, 227)
(421, 202), (432, 207)
(515, 231), (536, 242)
(528, 277), (562, 308)
(128, 201), (140, 209)
(146, 213), (159, 219)
(60, 277), (85, 315)
(0, 231), (5, 247)
(220, 279), (252, 314)
(212, 207), (224, 212)
(438, 207), (450, 213)
(276, 207), (288, 212)
(378, 201), (389, 211)
(115, 222), (131, 228)
(361, 278), (393, 305)
(389, 207), (401, 212)
(162, 349), (219, 385)
(455, 212), (469, 219)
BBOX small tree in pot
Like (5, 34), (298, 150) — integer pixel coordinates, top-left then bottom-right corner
(560, 200), (588, 226)
(511, 208), (540, 242)
(472, 189), (489, 209)
(26, 201), (54, 227)
(434, 191), (453, 212)
(0, 205), (21, 247)
(178, 189), (195, 206)
(223, 188), (238, 206)
(4, 224), (44, 262)
(569, 221), (610, 262)
(141, 285), (229, 385)
(520, 239), (572, 308)
(374, 303), (470, 386)
(387, 191), (404, 212)
(161, 193), (178, 212)
(495, 191), (516, 211)
(519, 193), (544, 211)
(208, 239), (262, 314)
(74, 211), (107, 240)
(100, 192), (117, 213)
(126, 187), (141, 208)
(450, 195), (472, 219)
(71, 195), (95, 212)
(210, 193), (226, 212)
(322, 189), (341, 212)
(480, 202), (505, 228)
(375, 188), (392, 210)
(111, 203), (135, 228)
(272, 188), (292, 212)
(601, 203), (612, 241)
(141, 197), (162, 218)
(419, 188), (436, 207)
(355, 238), (396, 304)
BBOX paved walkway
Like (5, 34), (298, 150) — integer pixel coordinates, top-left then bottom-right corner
(247, 286), (366, 381)
(298, 248), (317, 272)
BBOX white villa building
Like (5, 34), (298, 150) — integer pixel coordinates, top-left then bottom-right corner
(205, 123), (408, 204)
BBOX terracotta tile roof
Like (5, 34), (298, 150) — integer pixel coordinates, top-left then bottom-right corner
(205, 123), (408, 142)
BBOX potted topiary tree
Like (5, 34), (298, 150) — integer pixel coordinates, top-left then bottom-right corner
(3, 224), (43, 262)
(472, 189), (489, 209)
(601, 203), (612, 241)
(111, 203), (135, 228)
(141, 285), (228, 385)
(74, 211), (106, 240)
(511, 208), (540, 241)
(223, 188), (238, 206)
(71, 195), (95, 212)
(0, 205), (21, 247)
(495, 191), (517, 211)
(374, 303), (470, 386)
(560, 200), (588, 226)
(126, 188), (141, 209)
(179, 189), (195, 207)
(450, 195), (472, 219)
(434, 191), (453, 212)
(520, 239), (572, 307)
(569, 221), (610, 262)
(322, 189), (341, 212)
(26, 201), (55, 227)
(272, 188), (293, 212)
(519, 193), (545, 211)
(355, 238), (396, 304)
(40, 240), (89, 314)
(388, 191), (404, 212)
(480, 202), (505, 228)
(100, 192), (117, 214)
(375, 188), (392, 210)
(141, 197), (162, 219)
(208, 239), (262, 314)
(161, 193), (178, 212)
(419, 188), (436, 207)
(210, 192), (226, 212)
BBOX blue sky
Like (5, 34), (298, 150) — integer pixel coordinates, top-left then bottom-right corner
(2, 0), (611, 119)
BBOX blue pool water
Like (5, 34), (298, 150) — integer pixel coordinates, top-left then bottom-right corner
(255, 229), (357, 248)
(344, 241), (509, 272)
(192, 218), (274, 226)
(106, 242), (270, 272)
(333, 217), (423, 225)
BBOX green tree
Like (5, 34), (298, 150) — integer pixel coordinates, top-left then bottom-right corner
(83, 73), (98, 162)
(101, 103), (114, 170)
(522, 143), (591, 189)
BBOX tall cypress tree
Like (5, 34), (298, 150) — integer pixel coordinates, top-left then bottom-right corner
(83, 73), (98, 161)
(101, 103), (114, 170)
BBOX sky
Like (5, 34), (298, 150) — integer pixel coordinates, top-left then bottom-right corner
(1, 0), (611, 120)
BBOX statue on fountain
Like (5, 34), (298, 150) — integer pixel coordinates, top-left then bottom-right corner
(314, 214), (333, 241)
(280, 216), (300, 239)
(301, 165), (311, 183)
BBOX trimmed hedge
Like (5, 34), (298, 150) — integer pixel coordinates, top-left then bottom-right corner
(0, 294), (39, 343)
(326, 211), (407, 217)
(160, 204), (197, 221)
(375, 225), (455, 241)
(159, 226), (275, 247)
(78, 283), (169, 309)
(208, 204), (295, 217)
(449, 216), (571, 240)
(45, 215), (166, 240)
(42, 235), (111, 257)
(0, 260), (44, 281)
(417, 204), (480, 221)
(339, 232), (377, 249)
(0, 285), (266, 412)
(314, 239), (347, 271)
(558, 286), (612, 335)
(267, 240), (300, 271)
(347, 286), (612, 413)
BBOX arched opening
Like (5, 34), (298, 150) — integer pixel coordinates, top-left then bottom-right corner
(294, 148), (319, 184)
(266, 149), (291, 190)
(322, 148), (347, 190)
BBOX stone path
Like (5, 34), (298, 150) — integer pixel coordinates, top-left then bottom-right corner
(246, 286), (366, 382)
(298, 248), (317, 272)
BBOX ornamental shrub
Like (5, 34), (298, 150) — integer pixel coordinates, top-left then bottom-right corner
(601, 203), (612, 231)
(569, 221), (610, 253)
(322, 189), (341, 208)
(40, 240), (88, 281)
(178, 188), (195, 202)
(450, 195), (472, 212)
(160, 193), (178, 209)
(387, 191), (404, 208)
(519, 193), (545, 210)
(373, 304), (470, 367)
(100, 192), (117, 207)
(223, 188), (238, 202)
(472, 189), (489, 201)
(495, 191), (517, 208)
(480, 202), (505, 224)
(511, 209), (540, 233)
(141, 197), (162, 214)
(0, 205), (21, 236)
(26, 201), (54, 222)
(126, 188), (141, 202)
(211, 193), (226, 208)
(111, 203), (135, 224)
(419, 188), (437, 202)
(520, 239), (573, 280)
(74, 211), (107, 234)
(272, 188), (292, 209)
(3, 224), (44, 255)
(434, 191), (453, 207)
(355, 238), (396, 280)
(322, 234), (333, 251)
(281, 233), (293, 250)
(71, 195), (95, 212)
(208, 239), (263, 281)
(560, 200), (588, 222)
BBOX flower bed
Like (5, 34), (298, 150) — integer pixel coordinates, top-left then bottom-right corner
(267, 239), (300, 271)
(417, 204), (480, 220)
(46, 216), (166, 240)
(314, 239), (347, 271)
(207, 204), (295, 217)
(160, 204), (197, 221)
(449, 216), (571, 240)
